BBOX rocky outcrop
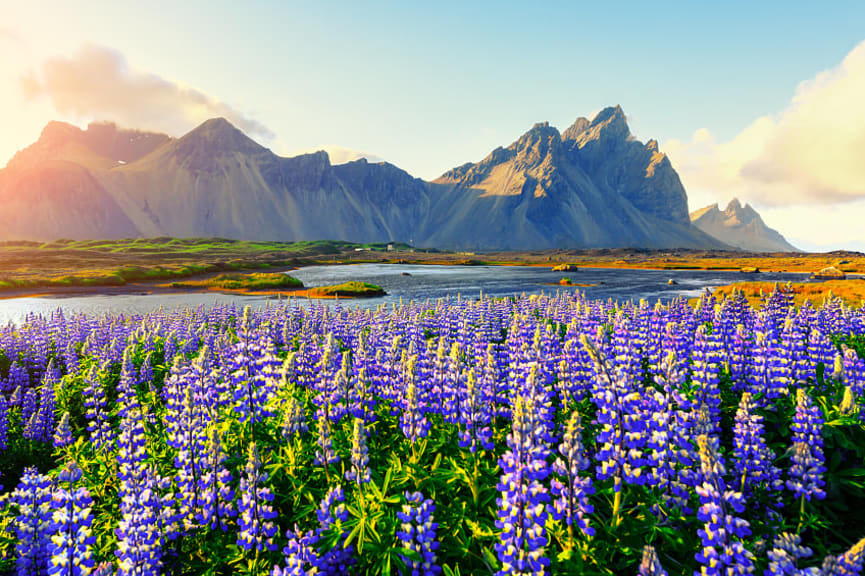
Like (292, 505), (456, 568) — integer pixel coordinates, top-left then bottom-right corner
(690, 199), (798, 252)
(812, 266), (846, 280)
(0, 111), (726, 250)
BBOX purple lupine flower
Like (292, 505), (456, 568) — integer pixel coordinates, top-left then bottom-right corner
(833, 536), (865, 575)
(495, 393), (551, 575)
(786, 390), (826, 502)
(13, 467), (54, 576)
(345, 418), (371, 486)
(20, 386), (38, 430)
(0, 392), (8, 452)
(83, 363), (114, 451)
(400, 355), (430, 444)
(314, 411), (339, 467)
(843, 347), (865, 399)
(650, 350), (698, 514)
(396, 491), (441, 576)
(172, 388), (208, 531)
(47, 461), (95, 576)
(732, 392), (782, 497)
(582, 335), (646, 491)
(780, 315), (811, 386)
(314, 485), (355, 575)
(807, 328), (836, 378)
(639, 545), (668, 576)
(272, 526), (319, 576)
(230, 307), (279, 425)
(748, 330), (774, 401)
(115, 409), (164, 576)
(694, 435), (755, 576)
(197, 427), (236, 531)
(236, 444), (278, 552)
(765, 532), (813, 576)
(550, 410), (595, 538)
(116, 348), (140, 420)
(281, 396), (308, 443)
(458, 369), (494, 453)
(53, 411), (73, 449)
(729, 324), (752, 392)
(63, 340), (80, 378)
(5, 361), (29, 395)
(24, 362), (58, 443)
(139, 352), (154, 393)
(690, 325), (723, 438)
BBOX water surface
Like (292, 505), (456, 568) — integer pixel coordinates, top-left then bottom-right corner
(0, 264), (808, 324)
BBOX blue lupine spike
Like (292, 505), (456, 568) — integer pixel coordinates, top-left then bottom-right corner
(47, 461), (96, 576)
(53, 411), (73, 449)
(236, 444), (278, 552)
(345, 417), (371, 486)
(694, 435), (755, 576)
(13, 467), (54, 576)
(396, 491), (441, 576)
(551, 409), (595, 537)
(495, 392), (551, 575)
(786, 390), (827, 502)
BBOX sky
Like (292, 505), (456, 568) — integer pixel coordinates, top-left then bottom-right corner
(1, 0), (864, 251)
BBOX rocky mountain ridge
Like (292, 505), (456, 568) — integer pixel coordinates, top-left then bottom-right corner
(690, 199), (798, 252)
(0, 108), (726, 250)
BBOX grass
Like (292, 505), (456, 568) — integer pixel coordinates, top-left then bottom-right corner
(307, 281), (385, 298)
(171, 272), (303, 291)
(2, 236), (865, 295)
(710, 279), (865, 307)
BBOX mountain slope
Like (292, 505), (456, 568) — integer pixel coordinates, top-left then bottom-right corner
(0, 111), (724, 250)
(429, 109), (721, 249)
(690, 199), (798, 252)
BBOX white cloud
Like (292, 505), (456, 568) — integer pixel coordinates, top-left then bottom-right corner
(664, 40), (865, 251)
(666, 40), (865, 206)
(21, 44), (273, 139)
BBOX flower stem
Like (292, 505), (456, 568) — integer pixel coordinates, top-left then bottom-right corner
(612, 479), (623, 529)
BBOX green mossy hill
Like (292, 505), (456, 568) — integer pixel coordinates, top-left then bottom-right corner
(172, 273), (303, 290)
(308, 281), (385, 298)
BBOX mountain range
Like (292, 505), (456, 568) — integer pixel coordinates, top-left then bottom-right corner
(690, 199), (797, 252)
(0, 106), (787, 250)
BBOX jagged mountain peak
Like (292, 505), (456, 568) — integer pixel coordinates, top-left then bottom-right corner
(562, 105), (633, 155)
(725, 197), (749, 216)
(591, 104), (627, 126)
(511, 122), (562, 165)
(722, 198), (763, 226)
(140, 117), (271, 173)
(691, 199), (798, 252)
(39, 120), (82, 143)
(561, 117), (590, 141)
(179, 117), (263, 151)
(7, 120), (171, 171)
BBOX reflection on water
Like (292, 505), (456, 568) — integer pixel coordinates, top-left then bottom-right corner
(0, 264), (808, 324)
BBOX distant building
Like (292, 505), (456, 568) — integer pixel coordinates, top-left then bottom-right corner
(387, 244), (394, 251)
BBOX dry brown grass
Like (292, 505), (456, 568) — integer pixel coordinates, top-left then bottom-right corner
(711, 279), (865, 308)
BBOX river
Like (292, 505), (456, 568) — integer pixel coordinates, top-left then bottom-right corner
(0, 263), (809, 324)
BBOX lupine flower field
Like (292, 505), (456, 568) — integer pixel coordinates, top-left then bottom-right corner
(1, 285), (865, 575)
